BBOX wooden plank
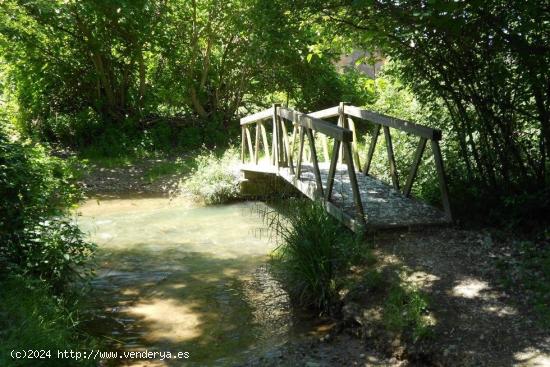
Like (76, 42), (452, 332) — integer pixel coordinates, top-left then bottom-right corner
(259, 121), (270, 163)
(308, 106), (339, 119)
(278, 107), (352, 142)
(346, 105), (441, 140)
(343, 141), (366, 225)
(431, 140), (453, 221)
(348, 117), (361, 169)
(403, 137), (427, 197)
(240, 107), (273, 125)
(363, 124), (380, 175)
(245, 126), (254, 163)
(306, 128), (324, 198)
(296, 126), (306, 179)
(280, 118), (294, 174)
(383, 126), (400, 190)
(254, 122), (260, 164)
(272, 104), (280, 170)
(241, 126), (245, 163)
(325, 139), (341, 202)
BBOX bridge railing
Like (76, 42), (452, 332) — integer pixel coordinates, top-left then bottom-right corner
(240, 102), (452, 225)
(240, 104), (366, 227)
(311, 103), (451, 221)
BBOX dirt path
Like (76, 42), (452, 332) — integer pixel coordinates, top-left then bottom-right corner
(370, 228), (549, 366)
(243, 229), (549, 367)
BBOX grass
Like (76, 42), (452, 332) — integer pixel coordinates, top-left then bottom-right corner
(180, 147), (241, 204)
(143, 159), (190, 183)
(265, 199), (368, 315)
(0, 276), (98, 367)
(383, 282), (433, 342)
(347, 267), (434, 343)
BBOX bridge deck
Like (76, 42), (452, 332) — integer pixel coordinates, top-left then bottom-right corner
(242, 162), (449, 231)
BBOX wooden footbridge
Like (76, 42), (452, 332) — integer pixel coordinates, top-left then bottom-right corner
(240, 102), (452, 232)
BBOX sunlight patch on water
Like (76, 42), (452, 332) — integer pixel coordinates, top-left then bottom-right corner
(76, 196), (290, 366)
(129, 299), (203, 343)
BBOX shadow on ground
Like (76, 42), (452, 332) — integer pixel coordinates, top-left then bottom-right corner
(372, 228), (549, 366)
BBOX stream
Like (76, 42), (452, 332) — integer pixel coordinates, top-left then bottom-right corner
(76, 195), (318, 366)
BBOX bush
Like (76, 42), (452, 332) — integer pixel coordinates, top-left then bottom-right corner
(4, 218), (96, 292)
(266, 199), (365, 314)
(180, 147), (241, 204)
(0, 119), (94, 291)
(0, 276), (97, 367)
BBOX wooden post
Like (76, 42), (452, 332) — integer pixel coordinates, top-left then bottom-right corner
(241, 126), (245, 163)
(383, 126), (399, 190)
(363, 124), (380, 175)
(431, 140), (453, 221)
(343, 141), (366, 225)
(403, 137), (427, 197)
(281, 117), (294, 174)
(306, 128), (324, 198)
(245, 126), (254, 164)
(254, 122), (260, 164)
(290, 121), (298, 158)
(347, 117), (361, 169)
(260, 121), (270, 163)
(296, 126), (306, 179)
(325, 139), (341, 202)
(272, 103), (281, 170)
(338, 102), (346, 164)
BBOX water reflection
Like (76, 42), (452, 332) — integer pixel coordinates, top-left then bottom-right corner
(76, 196), (291, 366)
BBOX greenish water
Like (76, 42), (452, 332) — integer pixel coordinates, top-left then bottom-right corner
(76, 196), (294, 366)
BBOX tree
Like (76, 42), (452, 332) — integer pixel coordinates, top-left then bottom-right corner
(297, 0), (549, 194)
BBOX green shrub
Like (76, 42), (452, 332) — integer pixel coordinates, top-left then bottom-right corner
(0, 119), (95, 291)
(383, 284), (432, 342)
(266, 200), (365, 314)
(180, 147), (241, 204)
(0, 123), (82, 228)
(0, 276), (97, 367)
(5, 218), (96, 292)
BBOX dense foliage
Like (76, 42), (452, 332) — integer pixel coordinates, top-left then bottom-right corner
(0, 0), (357, 150)
(0, 277), (97, 367)
(0, 116), (97, 365)
(0, 119), (95, 291)
(295, 0), (550, 224)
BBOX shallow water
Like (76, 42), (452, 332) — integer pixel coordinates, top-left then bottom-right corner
(76, 196), (294, 366)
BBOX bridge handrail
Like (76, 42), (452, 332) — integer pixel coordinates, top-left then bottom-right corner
(278, 107), (352, 142)
(306, 104), (441, 141)
(344, 105), (441, 141)
(240, 107), (273, 125)
(239, 101), (452, 227)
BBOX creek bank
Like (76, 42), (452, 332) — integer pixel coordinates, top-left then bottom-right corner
(78, 160), (549, 366)
(79, 158), (183, 196)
